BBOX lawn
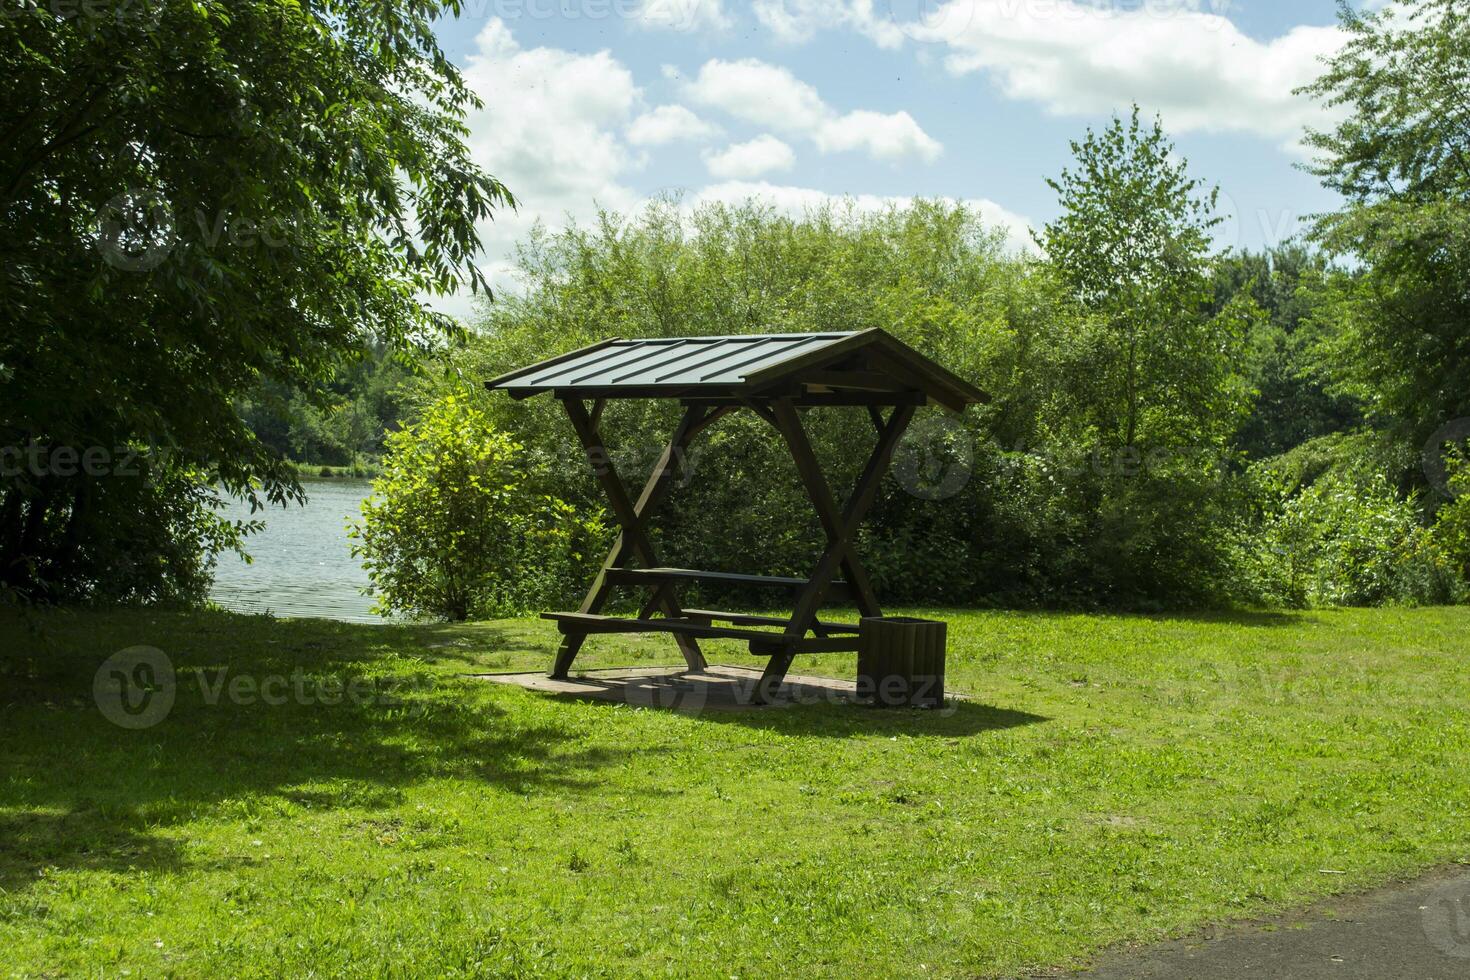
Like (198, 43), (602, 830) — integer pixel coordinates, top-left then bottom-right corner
(3, 605), (1470, 978)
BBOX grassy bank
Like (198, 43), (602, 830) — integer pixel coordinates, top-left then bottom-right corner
(286, 460), (382, 480)
(3, 606), (1469, 977)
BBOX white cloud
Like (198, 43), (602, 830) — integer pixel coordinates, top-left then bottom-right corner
(686, 59), (829, 130)
(927, 2), (1341, 144)
(693, 181), (1035, 254)
(447, 19), (643, 306)
(634, 0), (732, 33)
(429, 20), (1022, 317)
(779, 0), (1344, 151)
(684, 58), (943, 163)
(627, 105), (720, 146)
(703, 135), (797, 179)
(752, 0), (906, 48)
(816, 109), (942, 163)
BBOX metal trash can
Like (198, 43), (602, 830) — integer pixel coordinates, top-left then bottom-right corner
(857, 617), (946, 708)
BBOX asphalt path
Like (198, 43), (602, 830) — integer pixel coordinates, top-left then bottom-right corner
(1070, 866), (1470, 980)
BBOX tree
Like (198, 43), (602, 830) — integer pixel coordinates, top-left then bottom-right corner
(1037, 109), (1256, 603)
(1299, 0), (1470, 448)
(1039, 107), (1251, 452)
(1211, 246), (1361, 459)
(0, 2), (511, 602)
(393, 195), (1255, 608)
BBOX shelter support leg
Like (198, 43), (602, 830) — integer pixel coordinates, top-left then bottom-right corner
(551, 400), (729, 678)
(753, 401), (917, 699)
(755, 649), (796, 704)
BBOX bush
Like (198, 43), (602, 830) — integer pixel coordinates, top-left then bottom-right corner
(1430, 453), (1470, 590)
(351, 395), (606, 621)
(1247, 472), (1459, 607)
(1, 455), (252, 607)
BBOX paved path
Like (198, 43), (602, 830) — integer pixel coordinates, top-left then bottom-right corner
(1072, 867), (1470, 979)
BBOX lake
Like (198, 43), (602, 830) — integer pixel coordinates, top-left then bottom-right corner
(209, 478), (382, 624)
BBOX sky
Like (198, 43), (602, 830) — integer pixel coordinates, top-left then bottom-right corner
(430, 0), (1374, 316)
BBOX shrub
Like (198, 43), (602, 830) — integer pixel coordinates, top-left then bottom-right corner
(1247, 472), (1458, 607)
(1430, 453), (1470, 592)
(351, 395), (606, 621)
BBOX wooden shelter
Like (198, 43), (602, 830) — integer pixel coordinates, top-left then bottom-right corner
(485, 329), (989, 701)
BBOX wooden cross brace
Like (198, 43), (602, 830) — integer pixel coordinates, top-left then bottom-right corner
(550, 399), (729, 679)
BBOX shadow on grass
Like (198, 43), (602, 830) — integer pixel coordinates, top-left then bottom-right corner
(517, 675), (1047, 740)
(957, 607), (1312, 629)
(702, 699), (1047, 739)
(1140, 609), (1311, 628)
(0, 609), (661, 892)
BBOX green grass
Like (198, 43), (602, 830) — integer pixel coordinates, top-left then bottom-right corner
(3, 606), (1470, 978)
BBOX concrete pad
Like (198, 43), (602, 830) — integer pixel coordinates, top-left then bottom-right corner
(475, 664), (872, 712)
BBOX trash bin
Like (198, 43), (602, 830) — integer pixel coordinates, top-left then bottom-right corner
(857, 616), (946, 708)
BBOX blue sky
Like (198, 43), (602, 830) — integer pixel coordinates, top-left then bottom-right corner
(430, 1), (1366, 312)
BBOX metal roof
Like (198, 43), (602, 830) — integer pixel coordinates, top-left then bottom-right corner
(485, 329), (989, 410)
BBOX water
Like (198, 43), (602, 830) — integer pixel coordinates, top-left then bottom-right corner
(209, 478), (383, 624)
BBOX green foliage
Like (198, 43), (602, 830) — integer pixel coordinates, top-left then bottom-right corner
(351, 395), (605, 621)
(402, 182), (1255, 609)
(4, 455), (257, 606)
(1299, 0), (1470, 442)
(0, 2), (511, 603)
(1040, 106), (1247, 451)
(238, 343), (418, 468)
(1430, 454), (1470, 583)
(1028, 109), (1255, 603)
(1246, 472), (1458, 608)
(1211, 247), (1362, 459)
(442, 197), (1044, 604)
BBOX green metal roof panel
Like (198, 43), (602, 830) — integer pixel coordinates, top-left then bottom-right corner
(488, 333), (854, 393)
(484, 329), (991, 409)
